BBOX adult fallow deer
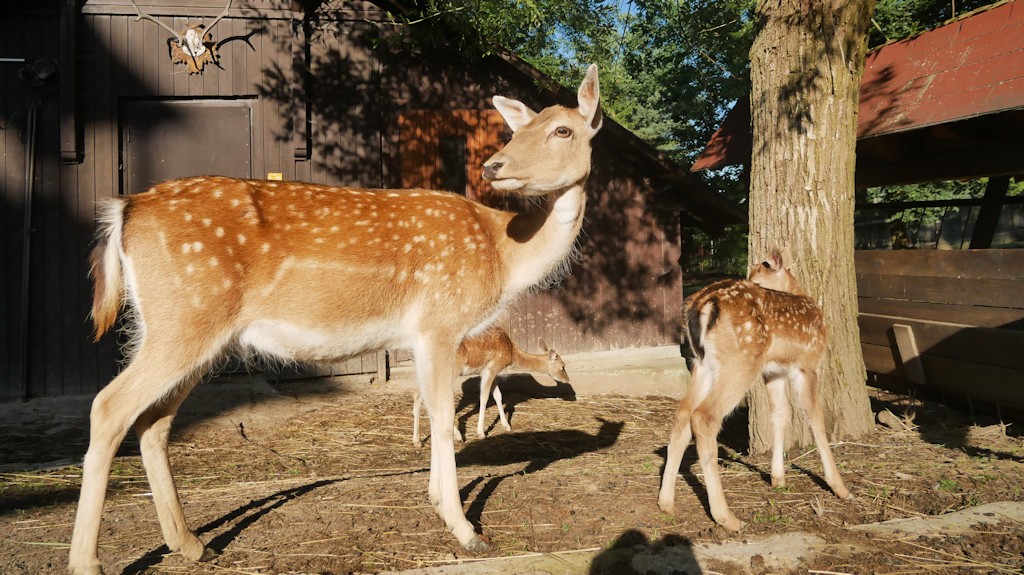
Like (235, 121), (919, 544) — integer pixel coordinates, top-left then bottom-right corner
(411, 326), (570, 446)
(657, 249), (852, 531)
(69, 65), (602, 575)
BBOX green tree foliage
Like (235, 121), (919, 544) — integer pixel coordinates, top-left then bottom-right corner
(868, 0), (994, 47)
(386, 0), (1009, 259)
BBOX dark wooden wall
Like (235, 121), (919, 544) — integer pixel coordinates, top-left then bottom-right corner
(0, 0), (685, 399)
(857, 249), (1024, 413)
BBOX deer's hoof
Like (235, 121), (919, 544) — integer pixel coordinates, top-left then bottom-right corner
(180, 535), (215, 563)
(461, 534), (491, 553)
(67, 562), (104, 575)
(717, 516), (745, 532)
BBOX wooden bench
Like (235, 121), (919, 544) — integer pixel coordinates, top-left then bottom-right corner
(856, 249), (1024, 414)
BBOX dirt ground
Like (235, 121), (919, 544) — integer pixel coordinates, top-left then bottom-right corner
(1, 376), (1023, 575)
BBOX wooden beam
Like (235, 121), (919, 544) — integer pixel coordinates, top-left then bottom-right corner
(969, 176), (1010, 249)
(855, 140), (1024, 188)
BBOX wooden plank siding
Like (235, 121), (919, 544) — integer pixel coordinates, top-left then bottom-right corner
(856, 249), (1024, 412)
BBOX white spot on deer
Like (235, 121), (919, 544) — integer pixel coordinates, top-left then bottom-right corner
(404, 244), (413, 253)
(182, 243), (192, 254)
(215, 227), (224, 238)
(209, 257), (219, 267)
(355, 220), (370, 226)
(185, 263), (196, 275)
(231, 199), (240, 207)
(222, 278), (232, 289)
(261, 243), (270, 253)
(237, 234), (247, 245)
(191, 295), (202, 308)
(202, 218), (211, 227)
(184, 213), (193, 222)
(314, 238), (325, 244)
(330, 225), (340, 233)
(192, 241), (204, 252)
(213, 190), (223, 198)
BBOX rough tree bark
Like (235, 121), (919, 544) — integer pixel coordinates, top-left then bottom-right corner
(747, 0), (877, 453)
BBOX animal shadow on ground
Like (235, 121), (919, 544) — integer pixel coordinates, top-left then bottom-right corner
(118, 468), (427, 574)
(453, 373), (577, 439)
(456, 418), (623, 524)
(588, 529), (701, 575)
(869, 392), (1024, 463)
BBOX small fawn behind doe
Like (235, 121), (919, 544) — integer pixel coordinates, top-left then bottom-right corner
(658, 248), (852, 531)
(411, 326), (570, 446)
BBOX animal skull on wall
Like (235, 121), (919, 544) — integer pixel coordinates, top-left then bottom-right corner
(131, 0), (232, 74)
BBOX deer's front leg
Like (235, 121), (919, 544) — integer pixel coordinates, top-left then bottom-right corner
(415, 338), (489, 552)
(766, 376), (790, 488)
(476, 368), (498, 438)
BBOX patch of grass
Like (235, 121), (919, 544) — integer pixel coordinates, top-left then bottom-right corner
(938, 478), (959, 492)
(751, 511), (791, 525)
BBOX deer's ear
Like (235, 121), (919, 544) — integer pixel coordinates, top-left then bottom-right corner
(577, 64), (602, 134)
(492, 96), (537, 133)
(766, 248), (784, 271)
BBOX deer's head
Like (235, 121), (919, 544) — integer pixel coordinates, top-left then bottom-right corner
(748, 248), (806, 295)
(539, 339), (571, 384)
(483, 65), (602, 196)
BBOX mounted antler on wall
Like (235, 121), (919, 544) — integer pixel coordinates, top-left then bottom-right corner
(130, 0), (233, 74)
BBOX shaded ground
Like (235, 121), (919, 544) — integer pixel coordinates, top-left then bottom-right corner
(0, 379), (1022, 574)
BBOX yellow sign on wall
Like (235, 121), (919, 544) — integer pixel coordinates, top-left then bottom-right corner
(267, 172), (284, 181)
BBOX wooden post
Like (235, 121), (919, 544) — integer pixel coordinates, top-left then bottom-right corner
(969, 176), (1010, 249)
(890, 324), (927, 386)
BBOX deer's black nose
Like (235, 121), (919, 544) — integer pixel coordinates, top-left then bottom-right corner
(482, 162), (504, 180)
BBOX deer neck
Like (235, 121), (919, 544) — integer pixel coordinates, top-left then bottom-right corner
(498, 180), (587, 299)
(511, 346), (551, 373)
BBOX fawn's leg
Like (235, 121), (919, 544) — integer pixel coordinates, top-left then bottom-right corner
(491, 381), (511, 433)
(412, 391), (423, 447)
(658, 360), (712, 513)
(792, 369), (852, 500)
(765, 375), (790, 488)
(691, 362), (758, 532)
(476, 368), (499, 438)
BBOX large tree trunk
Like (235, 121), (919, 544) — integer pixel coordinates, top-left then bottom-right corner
(747, 0), (876, 453)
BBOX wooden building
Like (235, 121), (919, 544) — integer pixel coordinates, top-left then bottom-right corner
(691, 0), (1024, 414)
(0, 0), (743, 400)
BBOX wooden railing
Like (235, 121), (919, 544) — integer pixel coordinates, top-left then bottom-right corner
(856, 249), (1024, 414)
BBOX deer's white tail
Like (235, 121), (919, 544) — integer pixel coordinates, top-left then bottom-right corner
(90, 199), (128, 341)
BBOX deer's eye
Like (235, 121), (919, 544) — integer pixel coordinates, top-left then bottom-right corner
(554, 126), (572, 138)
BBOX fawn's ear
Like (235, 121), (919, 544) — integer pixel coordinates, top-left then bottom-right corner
(766, 248), (785, 271)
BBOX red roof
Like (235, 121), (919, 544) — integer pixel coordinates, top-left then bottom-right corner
(693, 0), (1024, 171)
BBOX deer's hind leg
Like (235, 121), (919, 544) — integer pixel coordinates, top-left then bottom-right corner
(659, 360), (713, 513)
(792, 368), (852, 500)
(690, 359), (759, 532)
(133, 373), (213, 563)
(69, 338), (216, 575)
